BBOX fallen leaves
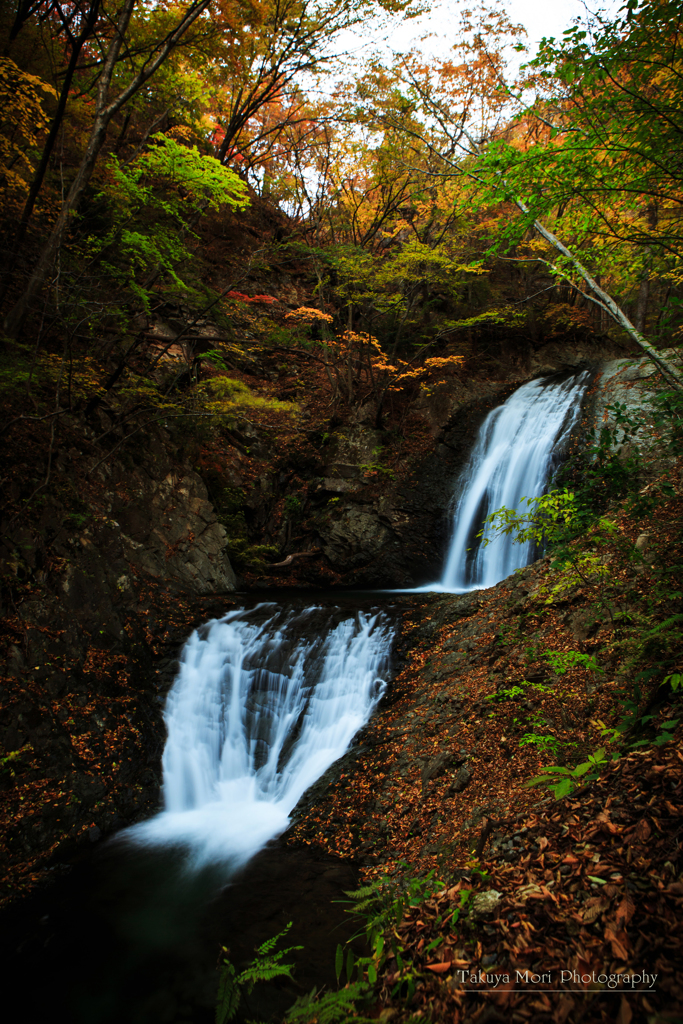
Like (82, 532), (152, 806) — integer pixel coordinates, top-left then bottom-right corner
(285, 512), (683, 1022)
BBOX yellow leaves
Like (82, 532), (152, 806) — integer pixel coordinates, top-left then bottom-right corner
(285, 306), (333, 324)
(387, 354), (463, 392)
(0, 58), (56, 209)
(202, 375), (298, 417)
(423, 356), (465, 371)
(0, 58), (56, 108)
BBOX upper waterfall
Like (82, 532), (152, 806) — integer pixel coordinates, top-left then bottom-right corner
(439, 371), (590, 592)
(129, 602), (392, 869)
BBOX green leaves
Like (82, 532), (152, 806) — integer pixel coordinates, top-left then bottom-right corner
(663, 674), (683, 694)
(216, 923), (302, 1024)
(479, 488), (583, 549)
(216, 958), (240, 1024)
(544, 650), (604, 678)
(450, 0), (683, 360)
(134, 136), (249, 213)
(88, 135), (249, 307)
(285, 981), (373, 1024)
(524, 746), (612, 800)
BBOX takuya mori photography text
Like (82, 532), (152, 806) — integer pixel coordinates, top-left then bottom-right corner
(455, 968), (659, 992)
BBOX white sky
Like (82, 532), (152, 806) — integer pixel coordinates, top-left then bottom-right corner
(488, 0), (615, 49)
(345, 0), (623, 66)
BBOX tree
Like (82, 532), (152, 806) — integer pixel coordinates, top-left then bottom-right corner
(3, 0), (213, 339)
(383, 0), (683, 385)
(89, 133), (249, 306)
(202, 0), (420, 176)
(6, 0), (103, 254)
(0, 56), (56, 217)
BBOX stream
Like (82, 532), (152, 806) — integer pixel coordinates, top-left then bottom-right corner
(7, 370), (590, 1023)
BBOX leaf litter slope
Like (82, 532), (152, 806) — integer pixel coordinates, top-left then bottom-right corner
(286, 491), (683, 1022)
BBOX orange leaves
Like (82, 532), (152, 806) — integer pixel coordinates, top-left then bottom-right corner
(604, 925), (630, 960)
(423, 356), (465, 372)
(615, 895), (635, 928)
(285, 306), (333, 324)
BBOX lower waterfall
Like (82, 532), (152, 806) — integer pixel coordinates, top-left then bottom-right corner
(440, 371), (590, 592)
(130, 602), (392, 869)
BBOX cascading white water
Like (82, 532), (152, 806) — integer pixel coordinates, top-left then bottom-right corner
(128, 374), (586, 871)
(130, 603), (391, 869)
(440, 372), (590, 592)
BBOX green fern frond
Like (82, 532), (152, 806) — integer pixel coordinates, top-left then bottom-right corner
(285, 981), (373, 1024)
(216, 960), (239, 1024)
(343, 885), (377, 900)
(253, 922), (293, 957)
(644, 613), (683, 637)
(216, 923), (302, 1019)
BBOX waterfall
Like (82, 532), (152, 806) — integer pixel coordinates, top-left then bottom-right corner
(130, 602), (392, 869)
(439, 371), (590, 592)
(128, 373), (587, 870)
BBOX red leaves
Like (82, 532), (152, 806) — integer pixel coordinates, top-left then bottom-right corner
(225, 290), (277, 305)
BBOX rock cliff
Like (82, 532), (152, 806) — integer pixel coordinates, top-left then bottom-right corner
(0, 421), (237, 903)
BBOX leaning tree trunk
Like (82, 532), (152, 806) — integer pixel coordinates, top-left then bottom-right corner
(3, 116), (112, 338)
(458, 128), (683, 390)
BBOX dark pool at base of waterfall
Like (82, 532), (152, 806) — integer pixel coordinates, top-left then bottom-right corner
(2, 837), (366, 1024)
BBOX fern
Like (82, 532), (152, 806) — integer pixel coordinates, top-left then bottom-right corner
(343, 885), (376, 900)
(285, 982), (373, 1024)
(216, 960), (240, 1024)
(643, 613), (683, 638)
(216, 923), (302, 1024)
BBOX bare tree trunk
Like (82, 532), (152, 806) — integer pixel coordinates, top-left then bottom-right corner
(522, 208), (681, 386)
(4, 113), (112, 338)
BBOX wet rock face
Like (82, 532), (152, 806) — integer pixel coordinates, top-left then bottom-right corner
(581, 350), (682, 486)
(297, 384), (517, 587)
(111, 466), (236, 593)
(321, 506), (393, 570)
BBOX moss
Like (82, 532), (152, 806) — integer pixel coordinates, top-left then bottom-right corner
(226, 538), (279, 572)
